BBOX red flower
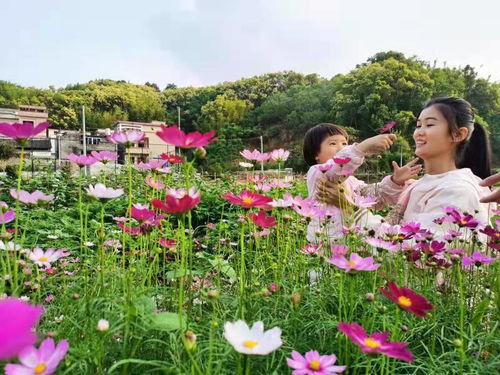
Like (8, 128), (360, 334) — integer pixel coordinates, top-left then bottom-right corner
(156, 125), (216, 149)
(380, 281), (433, 317)
(152, 188), (201, 214)
(248, 210), (277, 228)
(379, 121), (396, 133)
(221, 190), (273, 209)
(0, 122), (51, 143)
(160, 153), (184, 164)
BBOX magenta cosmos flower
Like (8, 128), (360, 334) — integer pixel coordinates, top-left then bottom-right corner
(10, 189), (54, 205)
(152, 187), (201, 214)
(5, 338), (69, 375)
(107, 130), (145, 147)
(222, 190), (273, 209)
(337, 322), (413, 362)
(156, 125), (215, 149)
(90, 150), (118, 164)
(462, 251), (496, 267)
(324, 253), (380, 272)
(248, 210), (277, 228)
(67, 154), (97, 168)
(240, 149), (271, 162)
(0, 210), (15, 224)
(0, 122), (51, 144)
(287, 350), (346, 375)
(379, 121), (396, 133)
(380, 281), (434, 317)
(0, 298), (43, 360)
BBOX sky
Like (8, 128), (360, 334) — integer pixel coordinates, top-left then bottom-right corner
(2, 0), (499, 89)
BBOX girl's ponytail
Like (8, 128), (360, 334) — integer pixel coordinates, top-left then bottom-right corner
(458, 122), (491, 179)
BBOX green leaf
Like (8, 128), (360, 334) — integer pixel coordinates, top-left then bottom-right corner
(471, 298), (491, 329)
(133, 296), (157, 315)
(150, 312), (186, 332)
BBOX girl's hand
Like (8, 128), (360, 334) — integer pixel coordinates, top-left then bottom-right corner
(479, 172), (500, 203)
(391, 158), (422, 185)
(358, 134), (396, 155)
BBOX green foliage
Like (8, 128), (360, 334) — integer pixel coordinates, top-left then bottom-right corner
(0, 140), (17, 160)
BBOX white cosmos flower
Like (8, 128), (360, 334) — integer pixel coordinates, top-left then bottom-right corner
(0, 241), (23, 251)
(239, 162), (254, 168)
(223, 320), (282, 355)
(86, 183), (124, 200)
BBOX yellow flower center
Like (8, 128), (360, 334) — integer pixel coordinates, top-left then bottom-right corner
(242, 197), (253, 205)
(348, 260), (356, 267)
(398, 296), (412, 307)
(309, 359), (321, 371)
(34, 363), (47, 374)
(243, 340), (258, 349)
(364, 337), (380, 349)
(185, 139), (192, 146)
(459, 219), (467, 226)
(39, 256), (48, 262)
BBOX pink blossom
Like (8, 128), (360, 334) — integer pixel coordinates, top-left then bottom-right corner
(135, 160), (167, 171)
(248, 210), (277, 228)
(5, 338), (68, 375)
(254, 183), (273, 193)
(67, 153), (97, 167)
(86, 184), (124, 200)
(0, 122), (51, 142)
(332, 157), (351, 165)
(324, 253), (380, 272)
(287, 350), (346, 375)
(0, 298), (43, 360)
(270, 148), (290, 162)
(252, 228), (271, 238)
(156, 125), (215, 148)
(145, 176), (165, 190)
(28, 248), (65, 268)
(0, 210), (15, 224)
(107, 130), (145, 147)
(222, 190), (272, 209)
(10, 189), (53, 205)
(269, 179), (292, 189)
(316, 164), (333, 172)
(90, 151), (118, 164)
(152, 187), (201, 214)
(354, 196), (377, 208)
(365, 237), (400, 252)
(240, 149), (271, 162)
(331, 244), (348, 256)
(462, 251), (496, 267)
(337, 322), (413, 362)
(379, 121), (397, 133)
(301, 243), (323, 256)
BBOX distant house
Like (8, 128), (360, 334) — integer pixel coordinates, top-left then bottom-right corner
(113, 121), (175, 163)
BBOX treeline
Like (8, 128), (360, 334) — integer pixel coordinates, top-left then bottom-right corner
(1, 51), (499, 172)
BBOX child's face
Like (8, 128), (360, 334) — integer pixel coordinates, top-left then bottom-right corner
(414, 105), (466, 160)
(315, 134), (348, 164)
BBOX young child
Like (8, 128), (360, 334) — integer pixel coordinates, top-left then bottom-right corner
(303, 123), (421, 243)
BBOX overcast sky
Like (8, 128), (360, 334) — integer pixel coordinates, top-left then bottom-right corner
(2, 0), (499, 89)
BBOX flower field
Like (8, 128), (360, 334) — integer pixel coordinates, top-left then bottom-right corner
(0, 123), (499, 375)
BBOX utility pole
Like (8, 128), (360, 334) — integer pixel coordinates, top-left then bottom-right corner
(177, 106), (181, 129)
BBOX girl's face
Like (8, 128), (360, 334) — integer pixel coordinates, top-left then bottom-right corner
(315, 134), (348, 164)
(413, 105), (466, 160)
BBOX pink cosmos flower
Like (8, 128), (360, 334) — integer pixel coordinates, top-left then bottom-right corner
(160, 153), (183, 164)
(379, 121), (397, 133)
(90, 151), (118, 164)
(365, 237), (400, 252)
(10, 189), (53, 205)
(156, 125), (215, 148)
(0, 210), (15, 224)
(253, 228), (271, 238)
(332, 157), (351, 165)
(240, 149), (271, 162)
(254, 183), (273, 193)
(0, 298), (43, 360)
(131, 207), (164, 227)
(337, 322), (413, 362)
(270, 148), (290, 162)
(380, 281), (434, 317)
(145, 176), (165, 190)
(247, 174), (267, 183)
(5, 338), (69, 375)
(293, 201), (327, 219)
(270, 194), (295, 208)
(462, 252), (496, 267)
(107, 130), (145, 147)
(316, 164), (333, 172)
(66, 154), (97, 167)
(222, 190), (273, 209)
(269, 179), (292, 189)
(324, 253), (380, 272)
(118, 224), (143, 236)
(248, 210), (277, 228)
(0, 122), (51, 142)
(28, 248), (65, 268)
(354, 196), (377, 208)
(301, 243), (323, 256)
(152, 187), (201, 214)
(86, 184), (124, 200)
(443, 206), (480, 228)
(287, 350), (346, 375)
(135, 160), (167, 171)
(331, 244), (348, 256)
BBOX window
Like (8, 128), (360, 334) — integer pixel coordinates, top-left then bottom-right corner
(138, 137), (149, 148)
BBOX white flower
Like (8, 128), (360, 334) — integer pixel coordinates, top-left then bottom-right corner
(47, 235), (59, 240)
(97, 319), (109, 332)
(223, 320), (282, 355)
(86, 183), (124, 200)
(0, 241), (23, 251)
(20, 296), (30, 302)
(84, 242), (95, 247)
(239, 162), (254, 168)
